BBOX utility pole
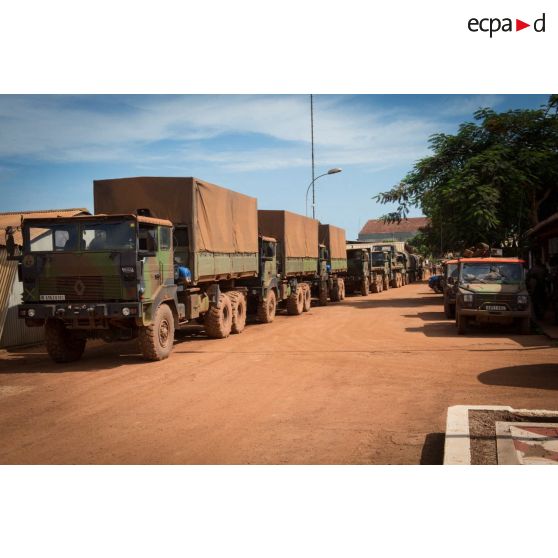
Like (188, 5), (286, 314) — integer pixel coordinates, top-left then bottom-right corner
(310, 94), (316, 219)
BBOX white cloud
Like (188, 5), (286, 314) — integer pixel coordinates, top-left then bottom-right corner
(0, 95), (452, 172)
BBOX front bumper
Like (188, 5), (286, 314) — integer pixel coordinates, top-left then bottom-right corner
(18, 302), (141, 321)
(459, 307), (530, 320)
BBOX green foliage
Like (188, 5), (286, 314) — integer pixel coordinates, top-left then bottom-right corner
(375, 96), (558, 256)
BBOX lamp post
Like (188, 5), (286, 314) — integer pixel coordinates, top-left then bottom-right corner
(305, 168), (342, 218)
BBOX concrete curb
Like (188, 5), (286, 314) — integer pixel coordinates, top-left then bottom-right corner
(444, 405), (558, 464)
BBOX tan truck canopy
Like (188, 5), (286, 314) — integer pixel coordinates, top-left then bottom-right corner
(319, 224), (346, 260)
(94, 177), (258, 254)
(258, 210), (319, 258)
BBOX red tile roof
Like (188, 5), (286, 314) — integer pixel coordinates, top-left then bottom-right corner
(359, 217), (429, 235)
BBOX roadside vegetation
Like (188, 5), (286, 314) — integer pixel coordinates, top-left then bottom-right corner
(376, 95), (558, 256)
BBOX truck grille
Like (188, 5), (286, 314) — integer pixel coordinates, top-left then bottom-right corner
(38, 276), (123, 301)
(474, 294), (517, 310)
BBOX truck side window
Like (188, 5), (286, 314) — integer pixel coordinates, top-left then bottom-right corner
(160, 227), (171, 251)
(174, 227), (188, 248)
(139, 225), (158, 252)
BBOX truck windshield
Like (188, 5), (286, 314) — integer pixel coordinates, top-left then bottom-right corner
(27, 221), (136, 252)
(372, 253), (385, 265)
(446, 263), (458, 279)
(82, 221), (136, 251)
(460, 263), (523, 284)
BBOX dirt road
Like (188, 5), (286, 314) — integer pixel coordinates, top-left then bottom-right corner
(1, 283), (556, 464)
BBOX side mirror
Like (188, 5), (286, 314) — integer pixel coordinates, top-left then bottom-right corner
(5, 227), (20, 260)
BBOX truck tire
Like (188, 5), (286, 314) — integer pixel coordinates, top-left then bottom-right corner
(228, 291), (246, 334)
(287, 285), (304, 315)
(517, 317), (530, 335)
(444, 300), (455, 319)
(339, 279), (346, 300)
(383, 275), (390, 290)
(319, 284), (329, 306)
(302, 283), (312, 311)
(204, 293), (233, 338)
(330, 280), (340, 302)
(257, 289), (276, 323)
(360, 276), (369, 296)
(138, 303), (175, 361)
(456, 311), (469, 335)
(371, 276), (379, 293)
(45, 319), (86, 363)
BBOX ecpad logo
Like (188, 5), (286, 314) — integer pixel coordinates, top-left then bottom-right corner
(468, 13), (546, 37)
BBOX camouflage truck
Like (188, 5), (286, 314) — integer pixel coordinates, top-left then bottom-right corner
(371, 244), (406, 287)
(319, 223), (347, 302)
(454, 257), (530, 334)
(370, 249), (392, 292)
(258, 210), (323, 312)
(11, 177), (287, 362)
(344, 244), (371, 295)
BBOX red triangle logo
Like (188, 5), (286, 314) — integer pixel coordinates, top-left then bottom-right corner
(516, 19), (530, 31)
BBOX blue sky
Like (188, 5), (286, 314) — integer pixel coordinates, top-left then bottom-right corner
(0, 94), (550, 239)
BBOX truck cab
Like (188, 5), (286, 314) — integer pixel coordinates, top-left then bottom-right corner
(454, 257), (530, 334)
(14, 213), (179, 362)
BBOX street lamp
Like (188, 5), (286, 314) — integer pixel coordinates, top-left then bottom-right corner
(305, 168), (342, 218)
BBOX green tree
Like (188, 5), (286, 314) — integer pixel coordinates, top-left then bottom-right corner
(375, 95), (558, 256)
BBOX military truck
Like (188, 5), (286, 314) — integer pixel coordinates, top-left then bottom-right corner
(454, 257), (530, 334)
(258, 210), (322, 312)
(11, 177), (291, 362)
(319, 223), (347, 301)
(371, 244), (406, 287)
(442, 259), (459, 318)
(369, 249), (391, 292)
(345, 245), (371, 295)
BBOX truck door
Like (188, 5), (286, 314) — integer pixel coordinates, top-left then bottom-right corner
(138, 223), (161, 300)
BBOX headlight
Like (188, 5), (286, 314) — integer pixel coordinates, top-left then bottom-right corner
(122, 307), (131, 316)
(27, 308), (36, 317)
(463, 294), (473, 303)
(517, 295), (528, 305)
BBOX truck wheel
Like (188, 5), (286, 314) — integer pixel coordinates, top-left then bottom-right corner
(371, 276), (379, 293)
(45, 319), (86, 363)
(383, 275), (390, 290)
(302, 283), (312, 311)
(287, 285), (304, 315)
(518, 317), (530, 335)
(456, 311), (469, 335)
(444, 300), (451, 319)
(319, 284), (329, 306)
(228, 291), (246, 334)
(257, 289), (276, 323)
(360, 277), (369, 296)
(204, 293), (233, 338)
(330, 281), (340, 302)
(138, 303), (175, 361)
(339, 279), (346, 300)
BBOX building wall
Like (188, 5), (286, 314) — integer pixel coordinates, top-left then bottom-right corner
(0, 248), (44, 348)
(358, 231), (418, 242)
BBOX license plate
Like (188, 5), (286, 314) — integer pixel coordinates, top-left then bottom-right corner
(40, 294), (66, 301)
(485, 305), (506, 311)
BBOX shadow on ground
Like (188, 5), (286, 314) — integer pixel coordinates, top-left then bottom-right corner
(343, 293), (442, 309)
(420, 432), (445, 464)
(478, 363), (558, 391)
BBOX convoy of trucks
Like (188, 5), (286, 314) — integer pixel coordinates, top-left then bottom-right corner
(9, 177), (405, 363)
(6, 177), (533, 360)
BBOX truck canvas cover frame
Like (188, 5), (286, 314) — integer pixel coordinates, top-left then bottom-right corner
(319, 223), (347, 272)
(94, 177), (259, 282)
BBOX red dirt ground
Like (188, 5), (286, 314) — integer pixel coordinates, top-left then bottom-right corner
(0, 283), (556, 464)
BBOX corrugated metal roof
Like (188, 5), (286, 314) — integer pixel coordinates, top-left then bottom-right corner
(0, 208), (89, 246)
(359, 217), (429, 235)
